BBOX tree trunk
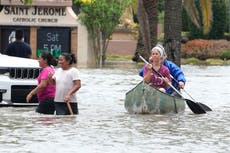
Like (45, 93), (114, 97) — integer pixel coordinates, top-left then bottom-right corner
(143, 0), (158, 49)
(134, 0), (158, 61)
(164, 0), (182, 66)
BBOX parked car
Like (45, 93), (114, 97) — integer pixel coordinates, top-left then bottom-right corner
(0, 53), (40, 106)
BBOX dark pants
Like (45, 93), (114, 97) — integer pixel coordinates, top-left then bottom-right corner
(55, 102), (79, 115)
(36, 98), (55, 114)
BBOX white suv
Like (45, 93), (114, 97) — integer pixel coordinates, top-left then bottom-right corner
(0, 54), (40, 106)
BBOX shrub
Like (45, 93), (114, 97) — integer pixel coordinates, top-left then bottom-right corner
(224, 32), (230, 40)
(184, 57), (200, 64)
(181, 39), (230, 60)
(219, 49), (230, 60)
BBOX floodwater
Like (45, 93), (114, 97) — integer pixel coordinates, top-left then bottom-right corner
(0, 64), (230, 153)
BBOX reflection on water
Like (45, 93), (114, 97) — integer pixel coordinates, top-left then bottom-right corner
(0, 65), (230, 153)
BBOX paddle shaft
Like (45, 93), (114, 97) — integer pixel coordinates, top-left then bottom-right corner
(66, 100), (74, 115)
(169, 74), (196, 101)
(170, 74), (212, 111)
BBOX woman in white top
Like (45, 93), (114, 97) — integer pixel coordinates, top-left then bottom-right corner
(49, 53), (81, 115)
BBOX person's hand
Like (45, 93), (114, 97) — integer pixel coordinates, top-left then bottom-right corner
(64, 93), (71, 102)
(26, 93), (33, 103)
(146, 64), (153, 71)
(48, 72), (55, 85)
(48, 72), (54, 80)
(149, 57), (153, 63)
(178, 81), (185, 89)
(162, 77), (170, 85)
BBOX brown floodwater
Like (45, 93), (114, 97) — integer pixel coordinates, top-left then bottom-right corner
(0, 64), (230, 153)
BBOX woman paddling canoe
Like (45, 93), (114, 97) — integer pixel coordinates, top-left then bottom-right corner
(139, 44), (186, 95)
(143, 46), (171, 93)
(125, 45), (185, 114)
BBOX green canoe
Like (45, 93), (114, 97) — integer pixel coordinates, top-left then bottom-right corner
(125, 81), (186, 114)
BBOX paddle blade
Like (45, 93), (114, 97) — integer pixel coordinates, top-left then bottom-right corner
(197, 102), (212, 111)
(185, 99), (206, 114)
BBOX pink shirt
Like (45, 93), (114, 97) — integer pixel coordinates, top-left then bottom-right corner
(144, 64), (171, 89)
(37, 66), (55, 102)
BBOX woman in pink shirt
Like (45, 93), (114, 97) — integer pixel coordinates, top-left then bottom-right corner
(143, 46), (171, 93)
(26, 52), (57, 114)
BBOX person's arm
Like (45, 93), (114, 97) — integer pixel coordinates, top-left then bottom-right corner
(174, 70), (186, 89)
(64, 80), (81, 102)
(143, 64), (153, 83)
(26, 79), (48, 102)
(166, 60), (186, 88)
(162, 68), (171, 88)
(178, 81), (185, 89)
(174, 68), (186, 83)
(48, 72), (56, 85)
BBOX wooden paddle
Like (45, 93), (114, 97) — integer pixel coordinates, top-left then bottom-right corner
(138, 53), (207, 114)
(66, 100), (74, 115)
(170, 75), (212, 111)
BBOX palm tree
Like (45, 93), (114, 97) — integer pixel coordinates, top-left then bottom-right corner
(134, 0), (212, 66)
(164, 0), (212, 66)
(184, 0), (212, 35)
(133, 0), (158, 61)
(164, 0), (182, 66)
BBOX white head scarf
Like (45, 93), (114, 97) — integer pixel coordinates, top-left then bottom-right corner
(156, 44), (167, 59)
(151, 46), (163, 57)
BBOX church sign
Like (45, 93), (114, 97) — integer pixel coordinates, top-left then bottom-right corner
(0, 5), (77, 27)
(0, 0), (72, 6)
(37, 28), (70, 58)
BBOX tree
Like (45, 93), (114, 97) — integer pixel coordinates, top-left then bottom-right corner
(76, 0), (131, 67)
(162, 0), (213, 66)
(134, 0), (158, 61)
(164, 0), (182, 66)
(184, 0), (212, 35)
(134, 0), (213, 66)
(164, 0), (213, 66)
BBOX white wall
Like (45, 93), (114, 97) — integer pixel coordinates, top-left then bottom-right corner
(76, 22), (96, 68)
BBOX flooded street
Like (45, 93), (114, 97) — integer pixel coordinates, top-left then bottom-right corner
(0, 64), (230, 153)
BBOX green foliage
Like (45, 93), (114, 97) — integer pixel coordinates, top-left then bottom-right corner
(72, 1), (82, 15)
(158, 11), (164, 24)
(208, 0), (226, 39)
(24, 0), (33, 4)
(78, 0), (131, 38)
(182, 8), (190, 31)
(76, 0), (131, 66)
(183, 57), (200, 64)
(184, 0), (227, 40)
(225, 0), (230, 33)
(158, 0), (164, 12)
(205, 58), (224, 65)
(106, 55), (133, 60)
(219, 49), (230, 60)
(224, 32), (230, 40)
(187, 0), (204, 39)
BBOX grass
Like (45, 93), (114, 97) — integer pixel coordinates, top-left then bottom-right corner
(181, 58), (230, 65)
(107, 55), (230, 66)
(106, 55), (133, 60)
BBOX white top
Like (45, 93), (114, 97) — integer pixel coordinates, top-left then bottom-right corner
(53, 67), (80, 103)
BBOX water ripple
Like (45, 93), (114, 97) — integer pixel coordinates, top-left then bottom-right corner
(0, 65), (230, 153)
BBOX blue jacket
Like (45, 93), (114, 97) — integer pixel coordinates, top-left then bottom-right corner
(139, 59), (186, 94)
